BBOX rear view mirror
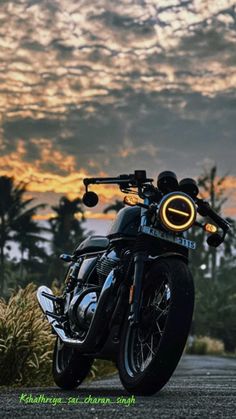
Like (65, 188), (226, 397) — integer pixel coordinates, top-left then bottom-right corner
(207, 233), (223, 248)
(179, 178), (199, 198)
(82, 191), (99, 207)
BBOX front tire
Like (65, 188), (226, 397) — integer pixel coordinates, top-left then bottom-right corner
(118, 257), (194, 396)
(52, 337), (94, 389)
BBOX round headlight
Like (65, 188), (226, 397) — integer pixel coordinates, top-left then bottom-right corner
(159, 192), (196, 232)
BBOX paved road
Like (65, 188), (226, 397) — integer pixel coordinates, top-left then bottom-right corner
(0, 355), (236, 418)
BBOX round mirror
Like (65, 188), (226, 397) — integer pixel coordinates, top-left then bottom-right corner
(82, 191), (99, 207)
(179, 178), (199, 198)
(207, 233), (223, 248)
(157, 171), (178, 193)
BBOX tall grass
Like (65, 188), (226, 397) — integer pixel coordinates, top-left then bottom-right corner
(0, 283), (54, 386)
(0, 283), (116, 387)
(186, 336), (224, 355)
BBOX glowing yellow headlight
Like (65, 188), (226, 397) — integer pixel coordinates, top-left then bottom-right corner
(159, 192), (196, 232)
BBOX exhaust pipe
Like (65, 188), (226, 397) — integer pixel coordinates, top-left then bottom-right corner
(36, 270), (115, 352)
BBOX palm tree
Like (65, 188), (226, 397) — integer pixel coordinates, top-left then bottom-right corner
(103, 199), (125, 214)
(12, 209), (48, 279)
(198, 165), (228, 211)
(0, 176), (46, 295)
(50, 196), (85, 255)
(49, 196), (86, 282)
(197, 165), (229, 281)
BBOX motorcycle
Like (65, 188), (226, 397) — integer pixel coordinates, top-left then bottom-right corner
(37, 170), (230, 395)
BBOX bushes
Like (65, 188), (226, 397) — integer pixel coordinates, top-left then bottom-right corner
(186, 336), (225, 355)
(0, 283), (54, 387)
(0, 283), (117, 387)
(193, 268), (236, 352)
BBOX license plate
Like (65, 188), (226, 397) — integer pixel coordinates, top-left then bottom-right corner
(141, 226), (196, 250)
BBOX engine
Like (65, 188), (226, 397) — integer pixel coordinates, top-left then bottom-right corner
(68, 290), (98, 332)
(96, 250), (119, 285)
(67, 250), (120, 333)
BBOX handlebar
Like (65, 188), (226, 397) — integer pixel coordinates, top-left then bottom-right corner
(83, 172), (230, 241)
(196, 198), (230, 236)
(83, 171), (153, 189)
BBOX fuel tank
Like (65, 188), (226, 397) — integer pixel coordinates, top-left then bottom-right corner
(107, 206), (141, 238)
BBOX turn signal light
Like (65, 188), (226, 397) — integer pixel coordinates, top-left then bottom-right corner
(124, 195), (139, 206)
(204, 223), (218, 234)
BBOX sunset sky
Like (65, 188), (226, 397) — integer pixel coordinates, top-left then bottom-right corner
(0, 0), (236, 233)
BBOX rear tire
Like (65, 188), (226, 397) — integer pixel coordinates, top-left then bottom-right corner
(118, 257), (194, 396)
(52, 337), (93, 390)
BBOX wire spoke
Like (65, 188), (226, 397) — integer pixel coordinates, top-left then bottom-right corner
(146, 335), (155, 357)
(129, 279), (171, 374)
(140, 342), (145, 371)
(155, 319), (163, 336)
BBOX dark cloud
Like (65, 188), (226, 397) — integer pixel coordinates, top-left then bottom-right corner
(0, 0), (236, 187)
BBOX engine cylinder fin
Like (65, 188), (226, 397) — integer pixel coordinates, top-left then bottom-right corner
(96, 255), (118, 285)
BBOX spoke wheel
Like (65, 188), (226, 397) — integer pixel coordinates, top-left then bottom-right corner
(125, 280), (170, 376)
(55, 339), (75, 373)
(52, 337), (94, 390)
(118, 257), (194, 396)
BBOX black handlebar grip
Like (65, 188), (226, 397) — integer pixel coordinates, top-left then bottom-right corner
(197, 200), (229, 232)
(83, 178), (96, 185)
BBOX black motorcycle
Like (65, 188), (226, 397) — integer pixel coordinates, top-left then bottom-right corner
(37, 170), (230, 395)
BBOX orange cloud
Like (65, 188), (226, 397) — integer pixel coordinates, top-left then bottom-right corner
(1, 140), (236, 219)
(223, 207), (236, 217)
(33, 211), (115, 221)
(221, 176), (236, 190)
(0, 140), (123, 206)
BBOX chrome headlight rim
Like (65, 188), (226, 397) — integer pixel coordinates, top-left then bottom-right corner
(158, 191), (196, 232)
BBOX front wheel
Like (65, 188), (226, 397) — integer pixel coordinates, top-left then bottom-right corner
(118, 257), (194, 396)
(52, 337), (94, 389)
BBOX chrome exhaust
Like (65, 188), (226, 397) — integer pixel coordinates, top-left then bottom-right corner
(36, 270), (115, 351)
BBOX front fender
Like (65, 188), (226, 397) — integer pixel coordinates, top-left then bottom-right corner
(147, 251), (189, 264)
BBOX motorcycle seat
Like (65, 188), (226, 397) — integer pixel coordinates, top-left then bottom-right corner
(74, 235), (109, 255)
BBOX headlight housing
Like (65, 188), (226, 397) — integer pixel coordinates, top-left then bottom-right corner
(159, 192), (196, 232)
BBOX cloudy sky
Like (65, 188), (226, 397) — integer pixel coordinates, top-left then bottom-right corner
(0, 0), (236, 231)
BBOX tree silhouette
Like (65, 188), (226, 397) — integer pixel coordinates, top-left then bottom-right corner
(49, 196), (86, 281)
(191, 165), (236, 351)
(198, 165), (229, 281)
(12, 208), (48, 279)
(50, 196), (85, 252)
(0, 176), (45, 295)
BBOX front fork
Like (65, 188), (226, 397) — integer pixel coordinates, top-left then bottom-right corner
(129, 196), (150, 325)
(128, 250), (147, 325)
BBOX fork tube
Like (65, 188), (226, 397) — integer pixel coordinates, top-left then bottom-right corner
(129, 198), (150, 325)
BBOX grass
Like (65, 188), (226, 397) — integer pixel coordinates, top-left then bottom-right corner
(0, 283), (54, 387)
(0, 283), (117, 387)
(186, 335), (225, 355)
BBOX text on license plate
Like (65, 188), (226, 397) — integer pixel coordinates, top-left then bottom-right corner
(141, 226), (196, 250)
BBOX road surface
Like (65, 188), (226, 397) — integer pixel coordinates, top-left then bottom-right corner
(0, 355), (235, 418)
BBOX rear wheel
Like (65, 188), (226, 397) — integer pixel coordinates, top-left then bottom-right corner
(52, 337), (93, 389)
(118, 257), (194, 395)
